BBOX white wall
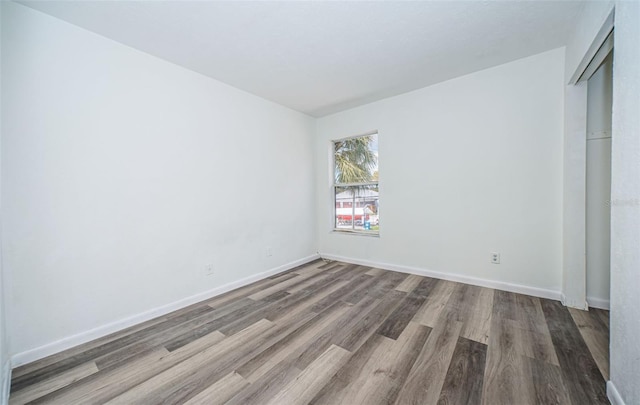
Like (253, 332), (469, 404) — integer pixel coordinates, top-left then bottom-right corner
(586, 54), (612, 308)
(1, 2), (316, 362)
(609, 2), (640, 404)
(316, 48), (565, 296)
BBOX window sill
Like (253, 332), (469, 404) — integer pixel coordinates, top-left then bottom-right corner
(332, 229), (380, 237)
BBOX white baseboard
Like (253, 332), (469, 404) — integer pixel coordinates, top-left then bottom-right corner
(11, 254), (320, 368)
(320, 253), (562, 301)
(1, 360), (10, 405)
(607, 381), (626, 405)
(587, 296), (610, 310)
(561, 293), (589, 310)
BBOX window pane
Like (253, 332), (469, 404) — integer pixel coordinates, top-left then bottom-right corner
(335, 184), (379, 232)
(334, 133), (378, 184)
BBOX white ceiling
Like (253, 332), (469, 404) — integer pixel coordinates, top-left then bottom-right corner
(19, 0), (585, 117)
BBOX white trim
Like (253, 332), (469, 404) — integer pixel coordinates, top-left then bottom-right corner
(1, 360), (10, 405)
(607, 381), (626, 405)
(587, 296), (610, 310)
(320, 253), (561, 301)
(332, 230), (379, 237)
(564, 294), (589, 310)
(10, 254), (320, 368)
(569, 8), (615, 84)
(334, 181), (379, 188)
(333, 129), (378, 143)
(576, 30), (614, 83)
(560, 293), (588, 310)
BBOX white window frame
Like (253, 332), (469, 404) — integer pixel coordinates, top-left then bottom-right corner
(331, 131), (379, 236)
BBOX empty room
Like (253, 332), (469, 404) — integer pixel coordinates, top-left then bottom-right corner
(1, 0), (639, 404)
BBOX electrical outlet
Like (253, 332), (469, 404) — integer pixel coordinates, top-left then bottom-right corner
(205, 265), (215, 276)
(266, 247), (273, 257)
(491, 252), (500, 264)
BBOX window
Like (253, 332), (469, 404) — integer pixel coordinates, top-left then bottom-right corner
(333, 132), (379, 234)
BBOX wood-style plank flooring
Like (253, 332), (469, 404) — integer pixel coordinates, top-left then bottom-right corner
(10, 260), (610, 404)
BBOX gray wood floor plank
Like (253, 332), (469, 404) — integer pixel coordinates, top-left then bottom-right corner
(594, 307), (610, 330)
(481, 318), (537, 405)
(394, 317), (463, 405)
(394, 274), (423, 293)
(342, 322), (432, 405)
(293, 295), (380, 369)
(527, 356), (572, 405)
(459, 286), (494, 344)
(569, 307), (610, 380)
(438, 336), (486, 405)
(515, 294), (560, 366)
(309, 332), (388, 405)
(492, 289), (518, 321)
(413, 279), (456, 327)
(341, 272), (386, 304)
(376, 295), (426, 340)
(408, 275), (438, 297)
(540, 299), (608, 404)
(182, 371), (248, 405)
(376, 276), (437, 342)
(265, 344), (351, 405)
(227, 358), (303, 405)
(310, 273), (374, 312)
(337, 290), (406, 352)
(369, 270), (415, 299)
